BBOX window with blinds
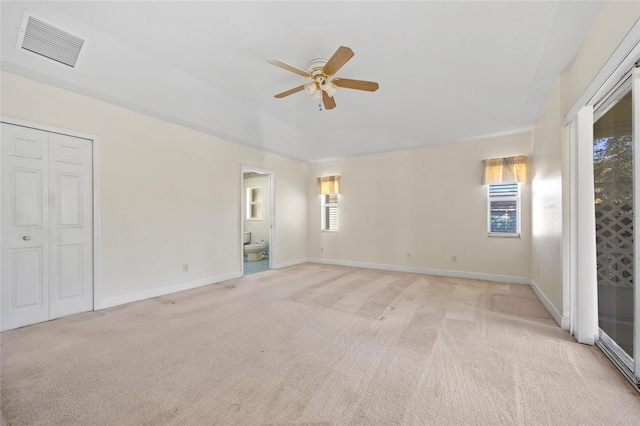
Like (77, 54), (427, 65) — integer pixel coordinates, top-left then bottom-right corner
(488, 183), (520, 236)
(321, 193), (338, 232)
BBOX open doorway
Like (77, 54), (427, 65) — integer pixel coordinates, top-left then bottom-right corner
(241, 166), (274, 275)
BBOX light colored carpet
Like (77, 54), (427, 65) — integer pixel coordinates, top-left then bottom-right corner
(1, 263), (639, 425)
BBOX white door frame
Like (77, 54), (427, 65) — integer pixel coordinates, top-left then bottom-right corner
(563, 21), (640, 341)
(240, 165), (275, 274)
(0, 115), (101, 330)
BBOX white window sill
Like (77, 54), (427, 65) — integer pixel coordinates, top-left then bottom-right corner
(488, 232), (520, 238)
(322, 230), (338, 233)
(246, 218), (263, 221)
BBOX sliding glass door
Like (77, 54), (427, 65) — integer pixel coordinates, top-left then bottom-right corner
(593, 66), (639, 382)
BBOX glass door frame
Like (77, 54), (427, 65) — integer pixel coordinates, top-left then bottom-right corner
(634, 65), (640, 379)
(592, 65), (640, 386)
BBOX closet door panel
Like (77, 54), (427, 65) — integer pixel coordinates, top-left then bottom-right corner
(49, 132), (93, 319)
(1, 124), (50, 330)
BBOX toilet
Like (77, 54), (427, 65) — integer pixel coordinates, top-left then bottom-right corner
(244, 243), (266, 261)
(243, 231), (267, 261)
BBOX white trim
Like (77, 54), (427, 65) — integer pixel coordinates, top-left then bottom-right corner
(308, 258), (530, 285)
(92, 133), (101, 312)
(1, 116), (99, 141)
(568, 118), (578, 338)
(530, 278), (569, 330)
(241, 165), (275, 275)
(273, 258), (309, 269)
(574, 106), (599, 345)
(97, 271), (242, 310)
(564, 19), (640, 126)
(0, 115), (101, 330)
(593, 72), (633, 121)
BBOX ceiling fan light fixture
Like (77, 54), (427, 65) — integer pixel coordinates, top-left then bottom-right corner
(304, 82), (317, 97)
(321, 78), (337, 97)
(305, 82), (324, 99)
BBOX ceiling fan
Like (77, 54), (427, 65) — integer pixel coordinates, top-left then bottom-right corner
(267, 46), (379, 110)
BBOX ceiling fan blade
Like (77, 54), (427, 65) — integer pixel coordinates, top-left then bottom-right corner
(333, 78), (379, 92)
(322, 91), (336, 110)
(267, 58), (311, 78)
(275, 85), (305, 98)
(323, 46), (354, 76)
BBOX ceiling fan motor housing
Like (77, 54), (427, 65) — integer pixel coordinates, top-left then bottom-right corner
(307, 58), (328, 78)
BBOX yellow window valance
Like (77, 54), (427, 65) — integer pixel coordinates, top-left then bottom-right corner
(317, 175), (341, 195)
(482, 155), (528, 184)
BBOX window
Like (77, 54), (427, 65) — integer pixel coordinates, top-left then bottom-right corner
(488, 183), (520, 236)
(321, 193), (338, 232)
(246, 186), (263, 220)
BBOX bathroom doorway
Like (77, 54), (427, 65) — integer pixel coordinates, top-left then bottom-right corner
(241, 166), (274, 275)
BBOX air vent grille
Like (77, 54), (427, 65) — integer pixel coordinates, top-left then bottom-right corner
(18, 13), (86, 68)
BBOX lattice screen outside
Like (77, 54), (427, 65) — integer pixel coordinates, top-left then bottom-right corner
(595, 182), (633, 288)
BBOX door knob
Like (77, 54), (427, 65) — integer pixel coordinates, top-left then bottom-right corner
(22, 236), (30, 241)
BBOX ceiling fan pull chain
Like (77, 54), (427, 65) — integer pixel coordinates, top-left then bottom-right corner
(319, 99), (322, 111)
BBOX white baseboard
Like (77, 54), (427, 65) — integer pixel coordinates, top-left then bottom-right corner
(97, 271), (242, 310)
(273, 258), (309, 269)
(307, 258), (530, 284)
(529, 278), (570, 329)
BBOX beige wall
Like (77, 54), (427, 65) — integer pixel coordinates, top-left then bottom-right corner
(530, 77), (565, 311)
(0, 71), (308, 302)
(308, 133), (532, 280)
(530, 0), (640, 319)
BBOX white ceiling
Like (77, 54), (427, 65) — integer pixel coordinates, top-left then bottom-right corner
(1, 1), (605, 162)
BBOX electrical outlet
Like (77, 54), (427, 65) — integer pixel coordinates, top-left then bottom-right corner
(406, 252), (412, 259)
(183, 263), (189, 272)
(451, 255), (457, 263)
